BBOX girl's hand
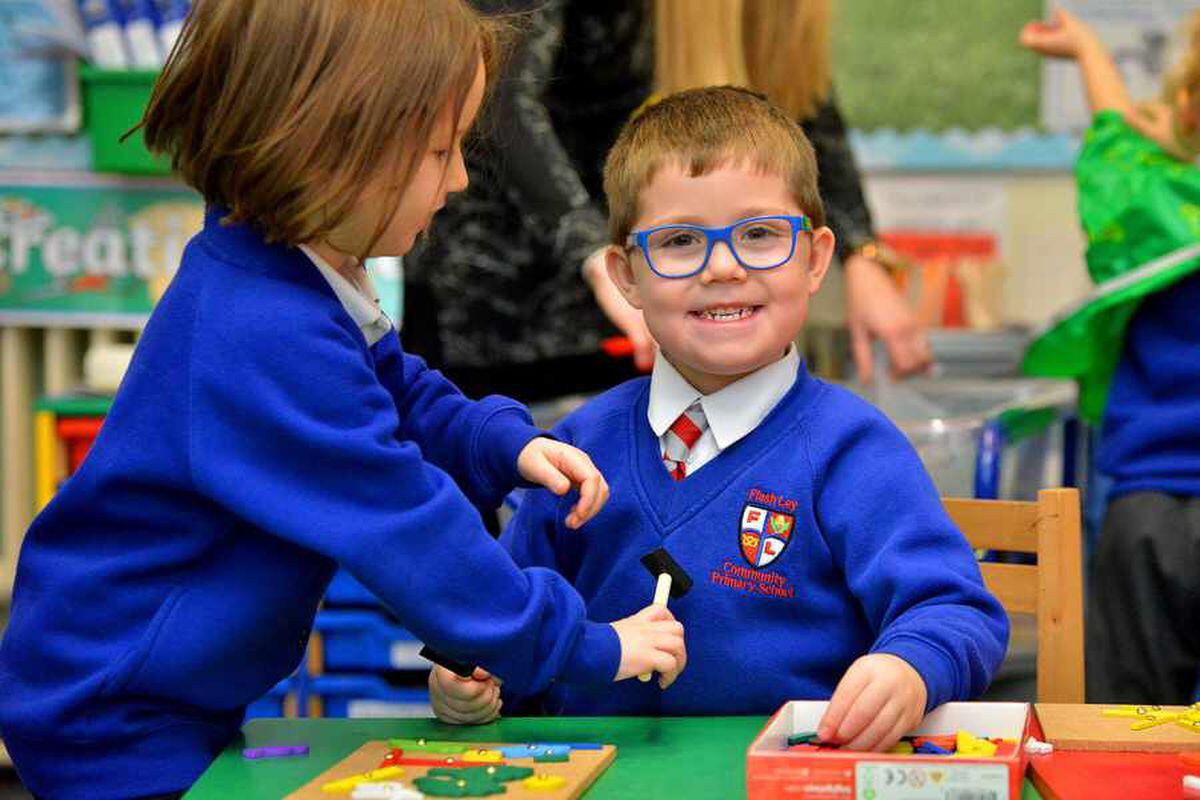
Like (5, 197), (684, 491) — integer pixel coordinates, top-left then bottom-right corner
(517, 439), (609, 529)
(611, 604), (687, 689)
(1019, 8), (1095, 59)
(428, 666), (502, 725)
(816, 654), (928, 752)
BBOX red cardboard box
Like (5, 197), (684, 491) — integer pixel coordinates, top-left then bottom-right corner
(747, 701), (1031, 800)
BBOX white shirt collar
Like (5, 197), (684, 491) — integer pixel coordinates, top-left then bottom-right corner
(648, 346), (799, 450)
(300, 245), (391, 345)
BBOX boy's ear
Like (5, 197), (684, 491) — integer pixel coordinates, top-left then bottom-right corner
(804, 226), (836, 294)
(605, 245), (645, 310)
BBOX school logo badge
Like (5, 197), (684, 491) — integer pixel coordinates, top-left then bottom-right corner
(740, 504), (794, 568)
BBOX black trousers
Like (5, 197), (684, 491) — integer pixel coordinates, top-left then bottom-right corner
(1086, 491), (1200, 703)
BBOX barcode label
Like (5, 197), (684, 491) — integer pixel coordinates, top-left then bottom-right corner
(855, 762), (1008, 800)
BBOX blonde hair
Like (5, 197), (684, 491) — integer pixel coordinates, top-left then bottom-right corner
(1163, 9), (1200, 103)
(140, 0), (505, 251)
(654, 0), (831, 121)
(603, 86), (825, 246)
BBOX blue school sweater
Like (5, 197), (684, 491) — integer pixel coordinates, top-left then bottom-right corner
(1099, 271), (1200, 499)
(501, 365), (1008, 715)
(0, 209), (619, 800)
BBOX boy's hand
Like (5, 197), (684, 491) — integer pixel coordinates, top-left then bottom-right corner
(611, 604), (687, 689)
(817, 654), (928, 752)
(428, 665), (502, 725)
(1019, 8), (1095, 59)
(517, 439), (609, 529)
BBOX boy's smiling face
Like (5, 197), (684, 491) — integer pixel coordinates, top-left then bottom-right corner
(607, 161), (835, 394)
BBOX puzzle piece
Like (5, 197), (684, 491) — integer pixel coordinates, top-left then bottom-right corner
(522, 774), (566, 792)
(350, 782), (424, 800)
(388, 739), (467, 755)
(1101, 705), (1164, 719)
(954, 730), (997, 758)
(496, 744), (569, 760)
(322, 766), (406, 794)
(1131, 711), (1182, 731)
(413, 769), (503, 798)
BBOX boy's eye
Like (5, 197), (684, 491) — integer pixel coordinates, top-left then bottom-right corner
(651, 229), (704, 250)
(737, 223), (788, 242)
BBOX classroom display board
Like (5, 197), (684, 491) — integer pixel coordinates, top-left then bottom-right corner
(0, 173), (201, 324)
(285, 740), (615, 800)
(832, 0), (1042, 133)
(832, 0), (1196, 170)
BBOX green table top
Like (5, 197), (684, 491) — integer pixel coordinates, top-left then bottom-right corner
(187, 716), (1044, 799)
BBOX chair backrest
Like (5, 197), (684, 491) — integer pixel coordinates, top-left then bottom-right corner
(943, 488), (1085, 703)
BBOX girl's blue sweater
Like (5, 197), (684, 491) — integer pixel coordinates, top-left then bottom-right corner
(0, 210), (618, 799)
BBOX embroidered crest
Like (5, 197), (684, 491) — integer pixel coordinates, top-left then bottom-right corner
(740, 504), (794, 568)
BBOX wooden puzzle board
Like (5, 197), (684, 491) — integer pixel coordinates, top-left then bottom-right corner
(285, 740), (616, 800)
(1036, 703), (1200, 752)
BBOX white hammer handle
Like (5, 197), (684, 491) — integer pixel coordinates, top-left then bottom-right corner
(638, 572), (673, 682)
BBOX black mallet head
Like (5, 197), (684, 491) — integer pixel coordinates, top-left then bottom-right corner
(640, 547), (693, 598)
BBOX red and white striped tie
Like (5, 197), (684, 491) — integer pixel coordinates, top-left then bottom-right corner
(662, 401), (708, 481)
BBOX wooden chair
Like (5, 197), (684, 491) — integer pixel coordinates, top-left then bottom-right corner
(943, 488), (1085, 703)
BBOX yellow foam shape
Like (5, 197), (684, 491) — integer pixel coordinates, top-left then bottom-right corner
(1131, 712), (1181, 731)
(462, 749), (503, 762)
(322, 766), (405, 794)
(954, 730), (997, 758)
(1101, 707), (1145, 718)
(523, 774), (567, 792)
(888, 741), (914, 755)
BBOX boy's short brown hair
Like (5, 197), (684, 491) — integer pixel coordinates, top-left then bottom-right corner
(141, 0), (503, 248)
(603, 86), (825, 246)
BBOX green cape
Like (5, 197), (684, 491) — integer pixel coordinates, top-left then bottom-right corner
(1022, 111), (1200, 422)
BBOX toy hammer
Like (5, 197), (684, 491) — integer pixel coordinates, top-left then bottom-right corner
(638, 547), (693, 682)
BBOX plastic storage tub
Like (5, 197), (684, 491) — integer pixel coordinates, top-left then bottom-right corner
(850, 377), (1078, 499)
(308, 675), (432, 719)
(79, 66), (171, 175)
(314, 609), (426, 672)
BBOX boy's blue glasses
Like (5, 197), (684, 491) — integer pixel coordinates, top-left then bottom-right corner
(626, 214), (812, 279)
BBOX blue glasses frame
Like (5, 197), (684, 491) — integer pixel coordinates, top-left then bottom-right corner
(627, 214), (812, 279)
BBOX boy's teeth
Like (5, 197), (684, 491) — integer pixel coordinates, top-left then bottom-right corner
(700, 307), (753, 321)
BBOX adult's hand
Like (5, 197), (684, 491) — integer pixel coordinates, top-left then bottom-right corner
(844, 254), (931, 382)
(583, 246), (657, 371)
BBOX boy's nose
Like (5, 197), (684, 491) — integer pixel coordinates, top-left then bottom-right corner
(700, 241), (746, 284)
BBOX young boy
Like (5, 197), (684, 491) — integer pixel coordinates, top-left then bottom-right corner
(429, 87), (1009, 751)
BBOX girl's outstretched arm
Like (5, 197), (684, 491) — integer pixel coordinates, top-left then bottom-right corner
(1020, 8), (1133, 118)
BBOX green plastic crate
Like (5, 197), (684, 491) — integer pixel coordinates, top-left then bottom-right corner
(80, 66), (171, 176)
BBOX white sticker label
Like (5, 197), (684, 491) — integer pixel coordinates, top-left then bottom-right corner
(855, 762), (1008, 800)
